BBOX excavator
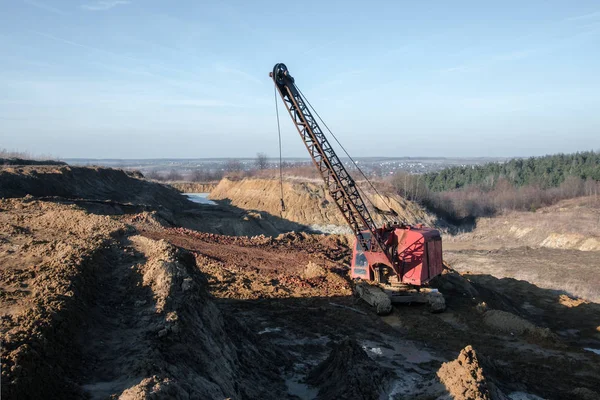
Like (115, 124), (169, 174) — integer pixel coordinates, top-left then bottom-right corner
(270, 63), (445, 313)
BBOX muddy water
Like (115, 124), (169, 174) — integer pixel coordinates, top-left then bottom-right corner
(184, 193), (216, 205)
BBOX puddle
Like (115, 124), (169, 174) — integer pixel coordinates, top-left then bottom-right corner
(381, 314), (404, 329)
(509, 391), (546, 400)
(184, 193), (216, 205)
(584, 347), (600, 355)
(436, 312), (468, 330)
(273, 335), (330, 347)
(386, 375), (421, 399)
(258, 327), (282, 335)
(285, 375), (318, 400)
(361, 339), (437, 364)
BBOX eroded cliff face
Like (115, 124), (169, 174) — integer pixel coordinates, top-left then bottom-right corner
(209, 177), (439, 230)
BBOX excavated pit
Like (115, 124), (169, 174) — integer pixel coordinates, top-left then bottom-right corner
(2, 166), (600, 400)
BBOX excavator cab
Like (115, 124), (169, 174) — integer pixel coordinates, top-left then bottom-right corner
(350, 226), (443, 286)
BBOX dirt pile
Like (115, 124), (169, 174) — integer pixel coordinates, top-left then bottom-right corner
(0, 198), (125, 398)
(141, 228), (352, 300)
(209, 177), (439, 230)
(437, 345), (506, 400)
(482, 310), (552, 338)
(0, 198), (287, 399)
(0, 165), (193, 211)
(80, 235), (286, 399)
(306, 338), (393, 400)
(0, 165), (313, 237)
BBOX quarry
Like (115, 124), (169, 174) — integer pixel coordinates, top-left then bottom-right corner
(1, 164), (599, 400)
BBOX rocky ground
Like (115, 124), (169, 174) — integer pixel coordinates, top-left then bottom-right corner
(1, 166), (600, 399)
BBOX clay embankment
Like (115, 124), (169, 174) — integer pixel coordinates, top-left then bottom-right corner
(0, 165), (191, 210)
(0, 166), (310, 237)
(0, 198), (287, 399)
(167, 181), (218, 194)
(446, 196), (600, 251)
(209, 177), (439, 232)
(445, 197), (600, 302)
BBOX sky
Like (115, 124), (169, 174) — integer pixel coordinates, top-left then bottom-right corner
(1, 0), (599, 159)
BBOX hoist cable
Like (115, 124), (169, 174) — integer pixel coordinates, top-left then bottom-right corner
(294, 84), (403, 224)
(274, 83), (285, 213)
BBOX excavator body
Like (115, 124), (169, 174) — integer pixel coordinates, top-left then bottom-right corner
(351, 225), (443, 286)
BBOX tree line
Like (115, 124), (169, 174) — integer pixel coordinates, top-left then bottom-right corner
(422, 151), (600, 192)
(389, 151), (600, 222)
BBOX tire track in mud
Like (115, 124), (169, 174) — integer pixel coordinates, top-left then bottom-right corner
(79, 240), (158, 399)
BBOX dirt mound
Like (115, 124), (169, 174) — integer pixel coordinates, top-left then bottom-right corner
(306, 338), (393, 400)
(80, 235), (287, 399)
(0, 166), (312, 237)
(437, 345), (507, 400)
(0, 165), (193, 211)
(431, 265), (480, 298)
(571, 387), (600, 400)
(209, 177), (439, 229)
(141, 228), (352, 300)
(0, 199), (125, 399)
(482, 310), (552, 338)
(0, 198), (287, 399)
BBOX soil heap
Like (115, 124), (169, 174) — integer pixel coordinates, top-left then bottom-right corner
(307, 338), (393, 400)
(0, 198), (287, 399)
(437, 345), (507, 400)
(209, 177), (439, 230)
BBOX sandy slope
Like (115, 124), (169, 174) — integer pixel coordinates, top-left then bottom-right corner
(209, 177), (440, 230)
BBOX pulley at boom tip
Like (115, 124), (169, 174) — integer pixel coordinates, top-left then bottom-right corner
(270, 63), (293, 84)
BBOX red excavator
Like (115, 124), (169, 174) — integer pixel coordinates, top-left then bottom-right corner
(270, 63), (445, 313)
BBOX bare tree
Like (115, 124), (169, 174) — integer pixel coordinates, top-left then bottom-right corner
(190, 168), (207, 182)
(255, 152), (268, 170)
(146, 170), (163, 181)
(224, 159), (243, 173)
(166, 169), (183, 181)
(559, 176), (584, 198)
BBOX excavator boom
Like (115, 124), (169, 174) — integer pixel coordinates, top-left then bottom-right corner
(270, 63), (443, 288)
(270, 63), (381, 252)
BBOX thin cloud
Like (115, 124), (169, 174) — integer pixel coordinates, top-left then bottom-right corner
(31, 30), (102, 52)
(566, 11), (600, 21)
(214, 65), (262, 85)
(81, 0), (130, 11)
(23, 0), (66, 15)
(440, 48), (541, 74)
(29, 30), (207, 81)
(302, 39), (339, 56)
(169, 99), (245, 108)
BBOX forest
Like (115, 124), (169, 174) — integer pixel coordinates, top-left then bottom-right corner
(422, 151), (600, 192)
(390, 151), (600, 223)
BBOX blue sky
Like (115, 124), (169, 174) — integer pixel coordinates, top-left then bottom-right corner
(1, 0), (599, 158)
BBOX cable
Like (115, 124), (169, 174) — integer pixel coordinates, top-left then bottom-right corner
(294, 84), (403, 224)
(274, 83), (285, 213)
